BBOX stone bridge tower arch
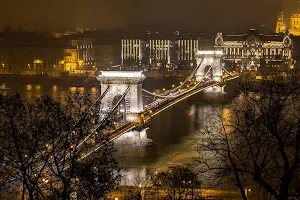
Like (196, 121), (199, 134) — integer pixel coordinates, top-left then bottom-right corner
(97, 71), (145, 121)
(195, 50), (223, 82)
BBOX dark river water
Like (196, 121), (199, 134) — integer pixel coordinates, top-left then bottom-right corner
(0, 75), (239, 185)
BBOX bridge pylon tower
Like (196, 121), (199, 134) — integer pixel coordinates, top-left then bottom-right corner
(97, 71), (145, 122)
(195, 50), (224, 82)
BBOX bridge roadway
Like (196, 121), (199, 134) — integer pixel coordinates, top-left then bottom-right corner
(103, 77), (237, 142)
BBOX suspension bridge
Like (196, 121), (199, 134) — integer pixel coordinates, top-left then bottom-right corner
(80, 50), (238, 159)
(5, 50), (239, 188)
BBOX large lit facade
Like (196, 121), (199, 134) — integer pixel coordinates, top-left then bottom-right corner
(121, 38), (199, 70)
(274, 6), (300, 36)
(215, 30), (293, 71)
(149, 39), (170, 64)
(0, 46), (65, 75)
(289, 14), (300, 36)
(0, 35), (97, 76)
(177, 39), (198, 68)
(64, 39), (94, 74)
(121, 39), (142, 66)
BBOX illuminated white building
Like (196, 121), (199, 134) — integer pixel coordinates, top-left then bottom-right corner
(121, 39), (142, 66)
(214, 30), (293, 70)
(178, 39), (199, 61)
(149, 39), (170, 64)
(121, 37), (199, 69)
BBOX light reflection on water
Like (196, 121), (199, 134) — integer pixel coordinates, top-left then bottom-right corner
(2, 82), (100, 103)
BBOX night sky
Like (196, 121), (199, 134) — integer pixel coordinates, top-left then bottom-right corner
(0, 0), (298, 31)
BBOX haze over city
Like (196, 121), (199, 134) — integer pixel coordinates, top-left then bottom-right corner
(0, 0), (295, 31)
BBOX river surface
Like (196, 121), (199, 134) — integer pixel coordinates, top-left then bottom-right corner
(0, 75), (239, 186)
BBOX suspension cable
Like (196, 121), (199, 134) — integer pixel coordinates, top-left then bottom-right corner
(77, 86), (130, 149)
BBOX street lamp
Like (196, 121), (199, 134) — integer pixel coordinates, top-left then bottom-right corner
(244, 188), (251, 197)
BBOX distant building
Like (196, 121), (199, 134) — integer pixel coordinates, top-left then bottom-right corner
(214, 30), (293, 71)
(52, 30), (78, 38)
(121, 39), (142, 67)
(64, 39), (95, 75)
(177, 39), (198, 68)
(0, 33), (97, 76)
(276, 12), (285, 33)
(289, 14), (300, 36)
(0, 45), (65, 76)
(94, 43), (121, 70)
(274, 4), (300, 36)
(121, 37), (199, 70)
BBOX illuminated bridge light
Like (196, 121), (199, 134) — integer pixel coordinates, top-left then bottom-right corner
(197, 50), (223, 55)
(99, 71), (145, 78)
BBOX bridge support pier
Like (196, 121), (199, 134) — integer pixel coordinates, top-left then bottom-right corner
(204, 85), (226, 94)
(114, 128), (157, 157)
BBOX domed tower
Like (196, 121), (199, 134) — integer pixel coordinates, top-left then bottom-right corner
(276, 11), (285, 33)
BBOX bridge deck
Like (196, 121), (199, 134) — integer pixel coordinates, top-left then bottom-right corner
(104, 76), (239, 141)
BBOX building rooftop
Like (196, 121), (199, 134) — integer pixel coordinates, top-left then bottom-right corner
(222, 29), (284, 42)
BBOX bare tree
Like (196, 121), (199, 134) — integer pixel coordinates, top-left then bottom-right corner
(0, 93), (51, 199)
(196, 74), (300, 200)
(0, 92), (120, 199)
(154, 166), (201, 200)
